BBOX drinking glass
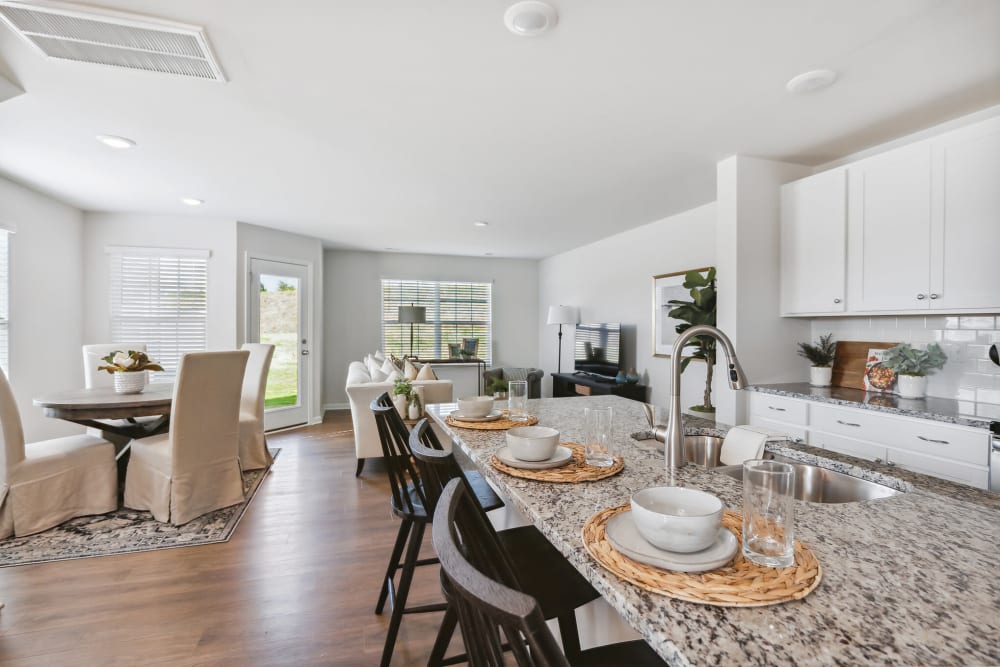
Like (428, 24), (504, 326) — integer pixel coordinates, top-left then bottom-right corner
(584, 406), (614, 467)
(742, 460), (795, 568)
(508, 380), (529, 422)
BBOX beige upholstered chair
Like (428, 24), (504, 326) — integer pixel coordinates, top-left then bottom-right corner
(82, 342), (147, 388)
(0, 367), (117, 539)
(238, 343), (275, 471)
(124, 350), (249, 525)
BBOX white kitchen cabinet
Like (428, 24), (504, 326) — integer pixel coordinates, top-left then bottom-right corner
(929, 116), (1000, 310)
(847, 142), (933, 311)
(885, 447), (990, 489)
(808, 430), (884, 462)
(780, 169), (847, 315)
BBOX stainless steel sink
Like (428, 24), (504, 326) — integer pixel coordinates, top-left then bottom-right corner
(682, 435), (773, 467)
(717, 457), (900, 503)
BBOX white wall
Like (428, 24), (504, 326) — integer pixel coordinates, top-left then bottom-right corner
(323, 250), (539, 408)
(82, 213), (239, 350)
(538, 203), (716, 413)
(0, 176), (85, 440)
(237, 222), (324, 423)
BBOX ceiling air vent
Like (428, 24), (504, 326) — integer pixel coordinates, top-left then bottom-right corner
(0, 1), (225, 81)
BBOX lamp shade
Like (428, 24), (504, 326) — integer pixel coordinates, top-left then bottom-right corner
(546, 305), (577, 325)
(398, 305), (426, 324)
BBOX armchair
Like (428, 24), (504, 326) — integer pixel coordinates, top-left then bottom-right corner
(482, 367), (543, 399)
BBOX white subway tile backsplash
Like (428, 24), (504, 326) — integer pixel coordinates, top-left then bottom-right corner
(942, 330), (977, 343)
(976, 388), (1000, 404)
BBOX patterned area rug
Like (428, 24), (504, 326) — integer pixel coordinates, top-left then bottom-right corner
(0, 448), (279, 567)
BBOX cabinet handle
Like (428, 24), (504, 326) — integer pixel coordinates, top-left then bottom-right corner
(929, 293), (939, 300)
(917, 435), (949, 445)
(833, 298), (842, 304)
(886, 459), (896, 467)
(916, 294), (926, 300)
(768, 406), (787, 412)
(793, 437), (804, 444)
(836, 419), (861, 427)
(874, 458), (882, 464)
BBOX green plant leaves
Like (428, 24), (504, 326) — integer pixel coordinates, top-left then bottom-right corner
(882, 342), (948, 376)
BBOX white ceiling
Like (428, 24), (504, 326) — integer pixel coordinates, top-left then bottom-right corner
(0, 0), (998, 259)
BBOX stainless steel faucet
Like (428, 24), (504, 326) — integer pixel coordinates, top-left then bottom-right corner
(653, 324), (748, 469)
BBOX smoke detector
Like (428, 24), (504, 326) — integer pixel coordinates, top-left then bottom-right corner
(0, 1), (225, 81)
(504, 1), (558, 37)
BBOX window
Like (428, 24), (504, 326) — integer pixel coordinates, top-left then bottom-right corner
(381, 279), (492, 364)
(0, 230), (9, 374)
(108, 247), (209, 381)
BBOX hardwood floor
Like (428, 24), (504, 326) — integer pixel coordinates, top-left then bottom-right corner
(0, 411), (458, 666)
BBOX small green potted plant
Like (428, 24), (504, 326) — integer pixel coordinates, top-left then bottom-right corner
(487, 376), (509, 400)
(98, 349), (164, 394)
(882, 342), (947, 399)
(392, 377), (413, 418)
(797, 333), (837, 387)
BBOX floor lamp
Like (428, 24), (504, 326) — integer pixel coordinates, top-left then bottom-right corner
(398, 304), (426, 358)
(547, 305), (578, 373)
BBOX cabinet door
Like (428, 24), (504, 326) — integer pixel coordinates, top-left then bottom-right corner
(848, 144), (932, 311)
(780, 169), (847, 314)
(807, 430), (885, 462)
(930, 116), (1000, 310)
(885, 447), (989, 489)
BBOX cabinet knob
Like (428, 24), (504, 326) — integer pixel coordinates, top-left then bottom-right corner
(833, 298), (842, 304)
(929, 293), (939, 300)
(916, 293), (926, 300)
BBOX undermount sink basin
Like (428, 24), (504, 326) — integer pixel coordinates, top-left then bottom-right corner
(718, 457), (900, 503)
(682, 435), (773, 467)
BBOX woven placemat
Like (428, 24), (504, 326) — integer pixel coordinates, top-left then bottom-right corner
(582, 505), (822, 607)
(446, 413), (539, 430)
(491, 442), (624, 483)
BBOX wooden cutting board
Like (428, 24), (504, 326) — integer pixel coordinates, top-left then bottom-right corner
(831, 341), (898, 391)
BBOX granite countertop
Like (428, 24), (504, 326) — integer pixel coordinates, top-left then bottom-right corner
(428, 395), (1000, 667)
(747, 382), (1000, 429)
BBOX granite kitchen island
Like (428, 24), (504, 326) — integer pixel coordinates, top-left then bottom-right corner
(427, 395), (1000, 666)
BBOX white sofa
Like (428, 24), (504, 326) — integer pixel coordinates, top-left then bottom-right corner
(345, 360), (453, 476)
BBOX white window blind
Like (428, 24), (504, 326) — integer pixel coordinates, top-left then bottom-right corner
(109, 249), (208, 381)
(381, 279), (492, 364)
(0, 231), (9, 375)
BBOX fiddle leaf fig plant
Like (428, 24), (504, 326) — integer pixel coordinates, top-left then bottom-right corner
(666, 267), (717, 413)
(882, 343), (947, 377)
(797, 333), (837, 367)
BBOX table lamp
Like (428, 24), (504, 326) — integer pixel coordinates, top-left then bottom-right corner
(546, 305), (578, 373)
(398, 304), (426, 358)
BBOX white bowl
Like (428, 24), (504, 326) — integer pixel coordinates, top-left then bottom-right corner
(457, 395), (494, 418)
(506, 426), (560, 462)
(630, 487), (723, 553)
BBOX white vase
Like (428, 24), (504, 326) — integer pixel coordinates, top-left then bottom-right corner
(393, 394), (408, 418)
(896, 374), (927, 399)
(809, 366), (832, 387)
(113, 370), (147, 394)
(408, 401), (420, 420)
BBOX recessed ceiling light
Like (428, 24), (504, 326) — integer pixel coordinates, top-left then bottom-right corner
(96, 134), (136, 149)
(504, 1), (558, 37)
(181, 197), (204, 206)
(785, 69), (838, 94)
(473, 221), (489, 227)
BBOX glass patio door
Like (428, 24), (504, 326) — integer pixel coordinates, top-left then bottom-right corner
(248, 258), (310, 429)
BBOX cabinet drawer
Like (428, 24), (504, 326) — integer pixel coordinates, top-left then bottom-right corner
(748, 416), (807, 443)
(886, 447), (990, 489)
(749, 394), (808, 425)
(808, 430), (884, 462)
(811, 404), (988, 466)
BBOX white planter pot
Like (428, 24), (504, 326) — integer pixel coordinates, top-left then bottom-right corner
(393, 394), (408, 418)
(809, 366), (832, 387)
(113, 370), (147, 394)
(896, 374), (927, 399)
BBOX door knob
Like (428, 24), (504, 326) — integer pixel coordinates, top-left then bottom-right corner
(929, 293), (939, 300)
(916, 294), (926, 300)
(301, 350), (310, 356)
(833, 298), (841, 304)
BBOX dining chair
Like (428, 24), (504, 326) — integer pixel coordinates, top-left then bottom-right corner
(369, 393), (503, 667)
(238, 343), (275, 471)
(433, 478), (667, 667)
(0, 367), (117, 539)
(124, 350), (249, 525)
(409, 419), (601, 666)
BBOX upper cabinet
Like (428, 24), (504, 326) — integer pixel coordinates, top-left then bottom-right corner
(780, 169), (847, 315)
(782, 114), (1000, 316)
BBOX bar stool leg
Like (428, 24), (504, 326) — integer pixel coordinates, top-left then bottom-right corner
(376, 518), (412, 614)
(379, 521), (426, 667)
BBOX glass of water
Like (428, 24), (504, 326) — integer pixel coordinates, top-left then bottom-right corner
(584, 406), (614, 467)
(508, 380), (529, 422)
(742, 459), (795, 568)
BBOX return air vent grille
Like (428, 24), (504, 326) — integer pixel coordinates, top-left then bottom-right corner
(0, 1), (225, 81)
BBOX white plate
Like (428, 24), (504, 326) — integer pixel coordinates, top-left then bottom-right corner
(604, 510), (738, 573)
(450, 409), (503, 422)
(495, 445), (573, 470)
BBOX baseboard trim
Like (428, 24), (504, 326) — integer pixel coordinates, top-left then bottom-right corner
(324, 403), (350, 411)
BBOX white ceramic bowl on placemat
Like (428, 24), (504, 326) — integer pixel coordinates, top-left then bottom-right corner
(605, 511), (737, 573)
(630, 487), (723, 553)
(506, 426), (560, 461)
(457, 395), (494, 418)
(495, 445), (573, 470)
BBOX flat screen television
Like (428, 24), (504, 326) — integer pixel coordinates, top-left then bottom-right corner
(574, 323), (622, 379)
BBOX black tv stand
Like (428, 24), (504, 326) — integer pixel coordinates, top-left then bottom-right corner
(551, 372), (647, 402)
(573, 370), (615, 382)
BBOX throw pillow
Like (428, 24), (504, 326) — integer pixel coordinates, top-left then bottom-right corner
(388, 353), (404, 370)
(366, 356), (382, 377)
(380, 358), (397, 376)
(403, 359), (419, 381)
(416, 363), (437, 381)
(373, 349), (386, 362)
(385, 369), (403, 383)
(370, 366), (389, 382)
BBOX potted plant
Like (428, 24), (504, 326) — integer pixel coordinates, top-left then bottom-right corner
(392, 377), (413, 418)
(98, 350), (163, 394)
(487, 376), (509, 400)
(796, 333), (837, 387)
(882, 343), (947, 399)
(666, 267), (717, 412)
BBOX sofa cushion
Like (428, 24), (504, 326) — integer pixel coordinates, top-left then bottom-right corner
(385, 369), (403, 383)
(370, 366), (389, 382)
(416, 363), (437, 381)
(380, 358), (397, 376)
(403, 359), (419, 381)
(347, 362), (371, 385)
